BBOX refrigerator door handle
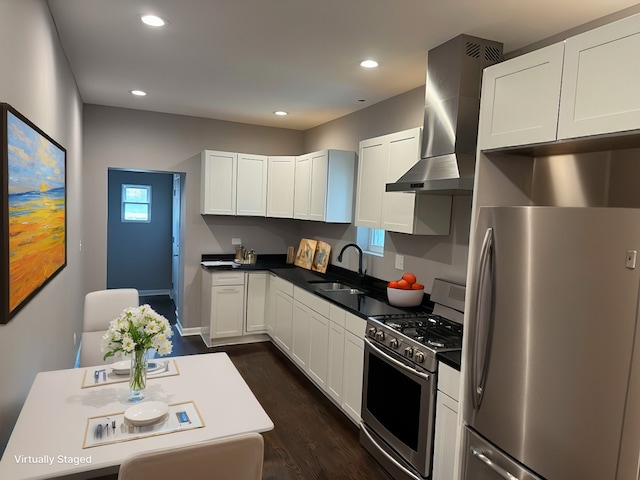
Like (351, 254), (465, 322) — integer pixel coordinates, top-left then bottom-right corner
(471, 227), (494, 410)
(471, 447), (520, 480)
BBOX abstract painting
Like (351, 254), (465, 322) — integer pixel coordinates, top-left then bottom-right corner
(1, 103), (66, 323)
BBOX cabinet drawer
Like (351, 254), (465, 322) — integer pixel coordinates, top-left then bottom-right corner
(345, 312), (366, 337)
(294, 286), (331, 317)
(207, 271), (245, 286)
(438, 362), (461, 402)
(329, 304), (346, 328)
(272, 276), (294, 296)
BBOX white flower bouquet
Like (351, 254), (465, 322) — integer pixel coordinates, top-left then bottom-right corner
(101, 304), (174, 359)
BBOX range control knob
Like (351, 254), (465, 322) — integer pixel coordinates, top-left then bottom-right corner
(404, 347), (414, 358)
(414, 351), (425, 363)
(376, 330), (385, 342)
(367, 327), (377, 338)
(389, 338), (398, 349)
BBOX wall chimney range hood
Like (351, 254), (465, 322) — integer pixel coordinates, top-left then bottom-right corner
(386, 34), (503, 195)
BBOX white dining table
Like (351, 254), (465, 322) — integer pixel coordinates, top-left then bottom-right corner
(0, 352), (274, 480)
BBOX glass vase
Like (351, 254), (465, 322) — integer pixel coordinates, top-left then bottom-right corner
(129, 349), (149, 402)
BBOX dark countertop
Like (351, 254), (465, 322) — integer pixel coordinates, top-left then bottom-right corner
(201, 253), (461, 371)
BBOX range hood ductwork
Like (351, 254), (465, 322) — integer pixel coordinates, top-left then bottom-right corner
(386, 34), (503, 195)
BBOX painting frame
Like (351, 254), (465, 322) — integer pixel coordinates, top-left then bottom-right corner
(1, 103), (67, 323)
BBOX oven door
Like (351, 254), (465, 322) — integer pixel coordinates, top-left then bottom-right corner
(361, 337), (436, 477)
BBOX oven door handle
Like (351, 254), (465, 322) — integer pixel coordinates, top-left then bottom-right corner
(360, 422), (422, 480)
(364, 338), (431, 382)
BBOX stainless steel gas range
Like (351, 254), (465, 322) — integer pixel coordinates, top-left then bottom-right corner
(360, 278), (465, 480)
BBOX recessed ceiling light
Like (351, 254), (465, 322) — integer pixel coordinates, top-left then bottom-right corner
(140, 15), (167, 27)
(360, 59), (379, 68)
(274, 111), (288, 116)
(131, 90), (147, 96)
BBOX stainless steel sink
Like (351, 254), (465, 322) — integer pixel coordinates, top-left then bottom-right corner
(310, 281), (365, 295)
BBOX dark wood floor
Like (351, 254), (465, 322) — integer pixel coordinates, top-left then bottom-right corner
(107, 295), (392, 480)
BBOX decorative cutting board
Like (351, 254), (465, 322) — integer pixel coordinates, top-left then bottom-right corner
(294, 238), (317, 270)
(312, 241), (331, 273)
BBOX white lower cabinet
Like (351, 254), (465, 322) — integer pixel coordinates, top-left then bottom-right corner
(342, 313), (365, 424)
(265, 273), (277, 336)
(200, 270), (246, 347)
(245, 272), (268, 333)
(292, 300), (312, 370)
(308, 310), (329, 389)
(273, 277), (294, 354)
(327, 304), (346, 404)
(432, 362), (461, 480)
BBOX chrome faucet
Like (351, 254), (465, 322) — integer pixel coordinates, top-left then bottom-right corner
(337, 243), (366, 277)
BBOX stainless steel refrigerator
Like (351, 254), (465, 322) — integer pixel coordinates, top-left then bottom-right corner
(463, 206), (640, 480)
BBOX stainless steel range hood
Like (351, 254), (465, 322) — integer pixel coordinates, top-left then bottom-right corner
(386, 34), (503, 195)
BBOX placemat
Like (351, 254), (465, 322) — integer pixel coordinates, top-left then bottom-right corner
(81, 359), (179, 389)
(82, 401), (204, 448)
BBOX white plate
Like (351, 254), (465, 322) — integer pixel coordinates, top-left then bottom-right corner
(124, 401), (169, 426)
(111, 360), (164, 375)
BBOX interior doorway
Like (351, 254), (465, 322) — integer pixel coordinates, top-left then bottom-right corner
(106, 168), (186, 324)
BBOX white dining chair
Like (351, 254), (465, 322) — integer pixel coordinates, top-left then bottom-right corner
(79, 288), (139, 367)
(117, 432), (265, 480)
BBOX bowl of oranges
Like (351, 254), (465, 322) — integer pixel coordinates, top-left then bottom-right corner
(387, 272), (425, 307)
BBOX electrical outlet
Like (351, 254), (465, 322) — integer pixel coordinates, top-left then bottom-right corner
(232, 238), (242, 246)
(395, 254), (404, 270)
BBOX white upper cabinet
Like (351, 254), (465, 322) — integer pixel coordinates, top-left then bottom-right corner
(236, 153), (268, 216)
(479, 13), (640, 150)
(559, 14), (640, 140)
(478, 43), (565, 149)
(200, 150), (237, 215)
(293, 154), (312, 219)
(294, 150), (356, 223)
(356, 127), (451, 235)
(200, 150), (266, 216)
(355, 138), (387, 229)
(267, 156), (295, 218)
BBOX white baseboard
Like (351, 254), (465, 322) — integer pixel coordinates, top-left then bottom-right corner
(139, 289), (171, 297)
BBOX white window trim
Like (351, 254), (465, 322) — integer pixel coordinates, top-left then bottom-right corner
(122, 184), (152, 223)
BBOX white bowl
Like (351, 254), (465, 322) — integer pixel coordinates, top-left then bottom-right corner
(387, 287), (424, 307)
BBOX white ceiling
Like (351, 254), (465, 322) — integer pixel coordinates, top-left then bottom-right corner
(47, 0), (640, 130)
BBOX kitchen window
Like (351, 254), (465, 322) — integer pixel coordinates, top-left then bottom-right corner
(357, 227), (385, 256)
(122, 184), (151, 222)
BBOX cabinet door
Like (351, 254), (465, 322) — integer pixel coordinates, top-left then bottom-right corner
(267, 156), (295, 218)
(200, 150), (237, 215)
(327, 319), (345, 403)
(210, 285), (244, 338)
(381, 128), (421, 233)
(308, 151), (329, 222)
(245, 272), (267, 333)
(478, 43), (564, 149)
(274, 290), (293, 353)
(559, 14), (640, 140)
(265, 274), (276, 337)
(308, 310), (329, 389)
(432, 392), (459, 480)
(355, 139), (387, 228)
(292, 300), (311, 370)
(342, 330), (364, 424)
(237, 154), (267, 216)
(293, 154), (311, 219)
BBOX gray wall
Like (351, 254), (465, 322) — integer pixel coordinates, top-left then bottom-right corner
(0, 0), (84, 453)
(107, 169), (173, 291)
(83, 105), (305, 329)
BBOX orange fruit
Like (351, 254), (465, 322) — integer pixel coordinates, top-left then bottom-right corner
(397, 279), (411, 290)
(388, 280), (400, 289)
(402, 272), (417, 285)
(411, 283), (425, 290)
